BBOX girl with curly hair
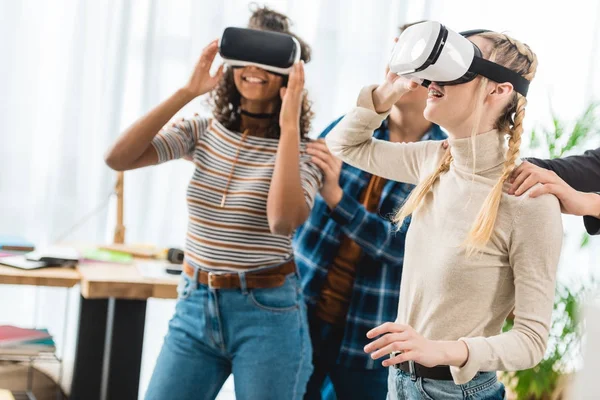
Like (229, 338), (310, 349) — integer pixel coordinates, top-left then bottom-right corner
(105, 6), (322, 399)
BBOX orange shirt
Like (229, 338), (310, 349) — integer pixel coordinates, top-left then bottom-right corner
(315, 175), (387, 325)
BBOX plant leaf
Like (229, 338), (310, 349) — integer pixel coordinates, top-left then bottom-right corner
(581, 232), (590, 248)
(530, 128), (541, 149)
(564, 103), (598, 155)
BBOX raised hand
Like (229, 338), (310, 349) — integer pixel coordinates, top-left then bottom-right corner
(279, 61), (305, 132)
(182, 39), (224, 98)
(306, 139), (343, 209)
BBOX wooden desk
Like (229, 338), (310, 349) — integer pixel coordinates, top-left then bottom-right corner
(70, 259), (179, 400)
(0, 258), (179, 400)
(0, 265), (79, 288)
(78, 260), (178, 300)
(0, 260), (178, 297)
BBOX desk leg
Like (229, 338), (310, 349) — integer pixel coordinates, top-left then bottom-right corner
(105, 298), (147, 400)
(70, 297), (147, 400)
(70, 297), (108, 400)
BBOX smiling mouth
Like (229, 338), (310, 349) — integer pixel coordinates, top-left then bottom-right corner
(242, 76), (267, 84)
(428, 88), (444, 98)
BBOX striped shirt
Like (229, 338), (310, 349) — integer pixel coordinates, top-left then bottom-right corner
(152, 116), (323, 271)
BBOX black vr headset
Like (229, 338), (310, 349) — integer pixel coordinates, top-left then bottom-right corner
(219, 27), (301, 76)
(389, 21), (530, 97)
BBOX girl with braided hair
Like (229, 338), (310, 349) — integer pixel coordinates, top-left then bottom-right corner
(326, 31), (563, 399)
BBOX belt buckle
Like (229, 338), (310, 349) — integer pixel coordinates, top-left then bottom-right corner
(409, 360), (416, 381)
(207, 272), (217, 289)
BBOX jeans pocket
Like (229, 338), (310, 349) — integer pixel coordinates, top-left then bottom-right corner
(249, 273), (300, 312)
(176, 273), (194, 300)
(462, 373), (504, 400)
(417, 378), (446, 400)
(418, 377), (464, 400)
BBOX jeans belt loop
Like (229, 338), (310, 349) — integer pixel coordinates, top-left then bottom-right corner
(207, 271), (216, 290)
(238, 271), (248, 294)
(191, 267), (200, 291)
(409, 360), (417, 381)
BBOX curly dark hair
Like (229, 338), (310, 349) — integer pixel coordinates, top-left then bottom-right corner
(210, 4), (314, 139)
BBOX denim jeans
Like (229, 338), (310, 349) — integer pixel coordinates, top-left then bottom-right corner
(387, 367), (506, 400)
(145, 268), (313, 400)
(305, 314), (388, 400)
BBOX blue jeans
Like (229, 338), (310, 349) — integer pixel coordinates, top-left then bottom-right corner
(304, 314), (388, 400)
(387, 368), (506, 400)
(145, 268), (313, 400)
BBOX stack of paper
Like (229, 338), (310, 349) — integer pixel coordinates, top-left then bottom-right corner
(99, 244), (158, 258)
(0, 256), (48, 270)
(25, 246), (79, 264)
(82, 248), (133, 264)
(0, 326), (56, 356)
(0, 246), (80, 270)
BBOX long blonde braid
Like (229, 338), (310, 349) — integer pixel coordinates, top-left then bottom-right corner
(464, 33), (538, 252)
(392, 148), (452, 227)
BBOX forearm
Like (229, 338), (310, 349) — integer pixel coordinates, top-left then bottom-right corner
(331, 192), (406, 263)
(437, 341), (469, 367)
(267, 127), (309, 235)
(325, 86), (390, 164)
(326, 86), (434, 185)
(585, 192), (600, 217)
(372, 80), (404, 113)
(528, 149), (600, 193)
(105, 88), (196, 170)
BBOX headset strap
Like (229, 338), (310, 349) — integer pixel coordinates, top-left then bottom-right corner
(459, 29), (492, 37)
(470, 57), (530, 96)
(460, 29), (530, 96)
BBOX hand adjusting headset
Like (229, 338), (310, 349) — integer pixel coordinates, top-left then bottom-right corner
(388, 21), (530, 97)
(219, 27), (301, 76)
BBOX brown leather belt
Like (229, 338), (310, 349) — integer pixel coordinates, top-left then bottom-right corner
(394, 360), (454, 381)
(183, 260), (296, 290)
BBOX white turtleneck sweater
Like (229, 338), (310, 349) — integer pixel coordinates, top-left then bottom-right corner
(326, 86), (563, 384)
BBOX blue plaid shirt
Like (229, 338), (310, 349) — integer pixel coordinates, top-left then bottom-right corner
(294, 116), (446, 369)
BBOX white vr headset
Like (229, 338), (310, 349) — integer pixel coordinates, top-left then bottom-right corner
(219, 27), (301, 76)
(389, 21), (530, 97)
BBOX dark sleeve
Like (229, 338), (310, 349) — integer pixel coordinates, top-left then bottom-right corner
(528, 149), (600, 235)
(527, 148), (600, 192)
(584, 216), (600, 235)
(584, 193), (600, 235)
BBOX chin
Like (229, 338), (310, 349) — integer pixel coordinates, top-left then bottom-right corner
(238, 84), (281, 101)
(423, 104), (442, 125)
(239, 92), (262, 101)
(238, 89), (268, 101)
